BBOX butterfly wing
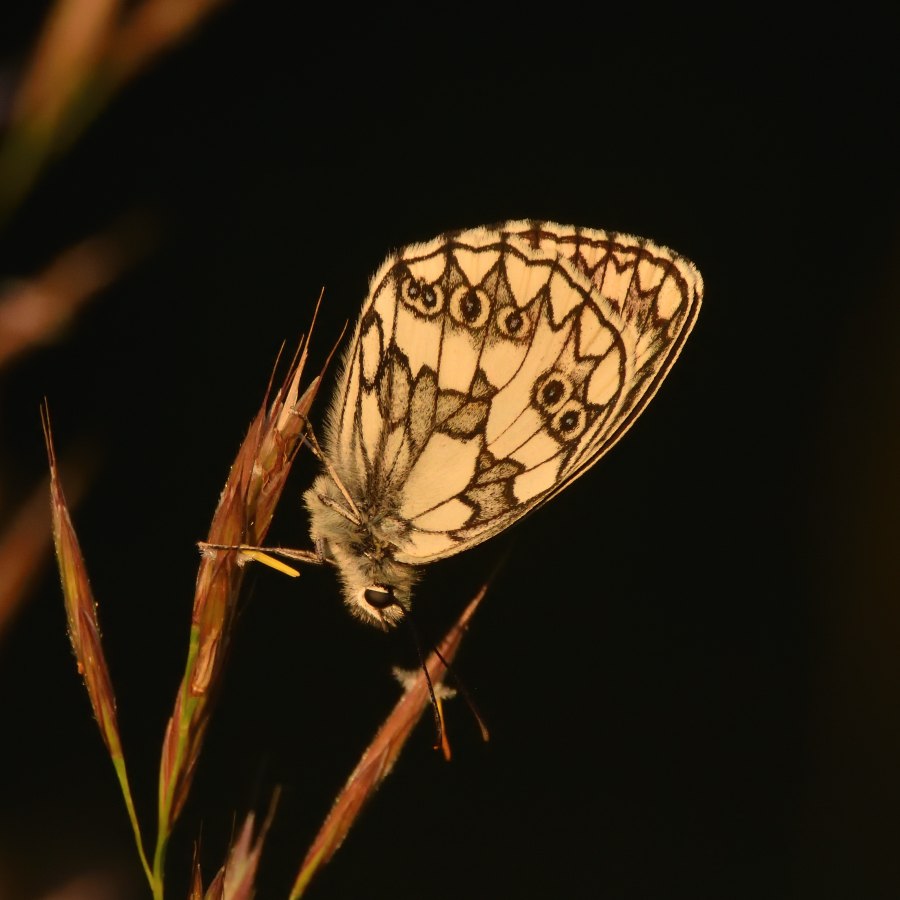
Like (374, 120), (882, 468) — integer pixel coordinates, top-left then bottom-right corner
(321, 221), (702, 565)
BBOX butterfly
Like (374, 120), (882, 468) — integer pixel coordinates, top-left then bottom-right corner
(303, 221), (703, 628)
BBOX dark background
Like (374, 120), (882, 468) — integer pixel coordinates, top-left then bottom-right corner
(1, 5), (898, 898)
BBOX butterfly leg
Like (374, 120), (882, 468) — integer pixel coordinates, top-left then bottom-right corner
(197, 540), (325, 577)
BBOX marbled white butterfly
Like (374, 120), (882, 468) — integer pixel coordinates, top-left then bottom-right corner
(304, 221), (702, 627)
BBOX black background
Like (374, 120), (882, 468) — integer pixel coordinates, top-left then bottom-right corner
(1, 5), (898, 899)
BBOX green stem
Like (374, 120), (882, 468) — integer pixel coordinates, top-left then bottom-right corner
(110, 753), (154, 887)
(151, 626), (203, 897)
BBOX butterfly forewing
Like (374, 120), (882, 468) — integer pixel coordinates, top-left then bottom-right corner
(316, 222), (702, 572)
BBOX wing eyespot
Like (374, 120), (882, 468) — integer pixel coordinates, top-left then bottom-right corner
(533, 370), (574, 414)
(495, 306), (533, 341)
(549, 399), (588, 442)
(449, 285), (491, 328)
(421, 284), (441, 310)
(399, 271), (445, 317)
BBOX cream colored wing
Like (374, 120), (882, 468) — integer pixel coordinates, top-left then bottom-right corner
(321, 221), (702, 565)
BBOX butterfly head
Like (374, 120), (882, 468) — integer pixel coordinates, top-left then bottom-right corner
(347, 582), (408, 628)
(331, 555), (417, 629)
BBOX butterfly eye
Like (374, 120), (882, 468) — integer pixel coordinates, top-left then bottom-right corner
(449, 285), (491, 328)
(400, 275), (444, 317)
(550, 400), (588, 441)
(534, 370), (574, 414)
(363, 585), (396, 609)
(496, 306), (532, 340)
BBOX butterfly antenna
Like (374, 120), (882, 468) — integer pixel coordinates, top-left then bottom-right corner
(423, 550), (512, 745)
(430, 643), (490, 743)
(404, 612), (446, 754)
(299, 419), (362, 525)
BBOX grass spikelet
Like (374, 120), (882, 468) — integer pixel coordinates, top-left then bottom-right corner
(42, 404), (153, 884)
(154, 326), (323, 890)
